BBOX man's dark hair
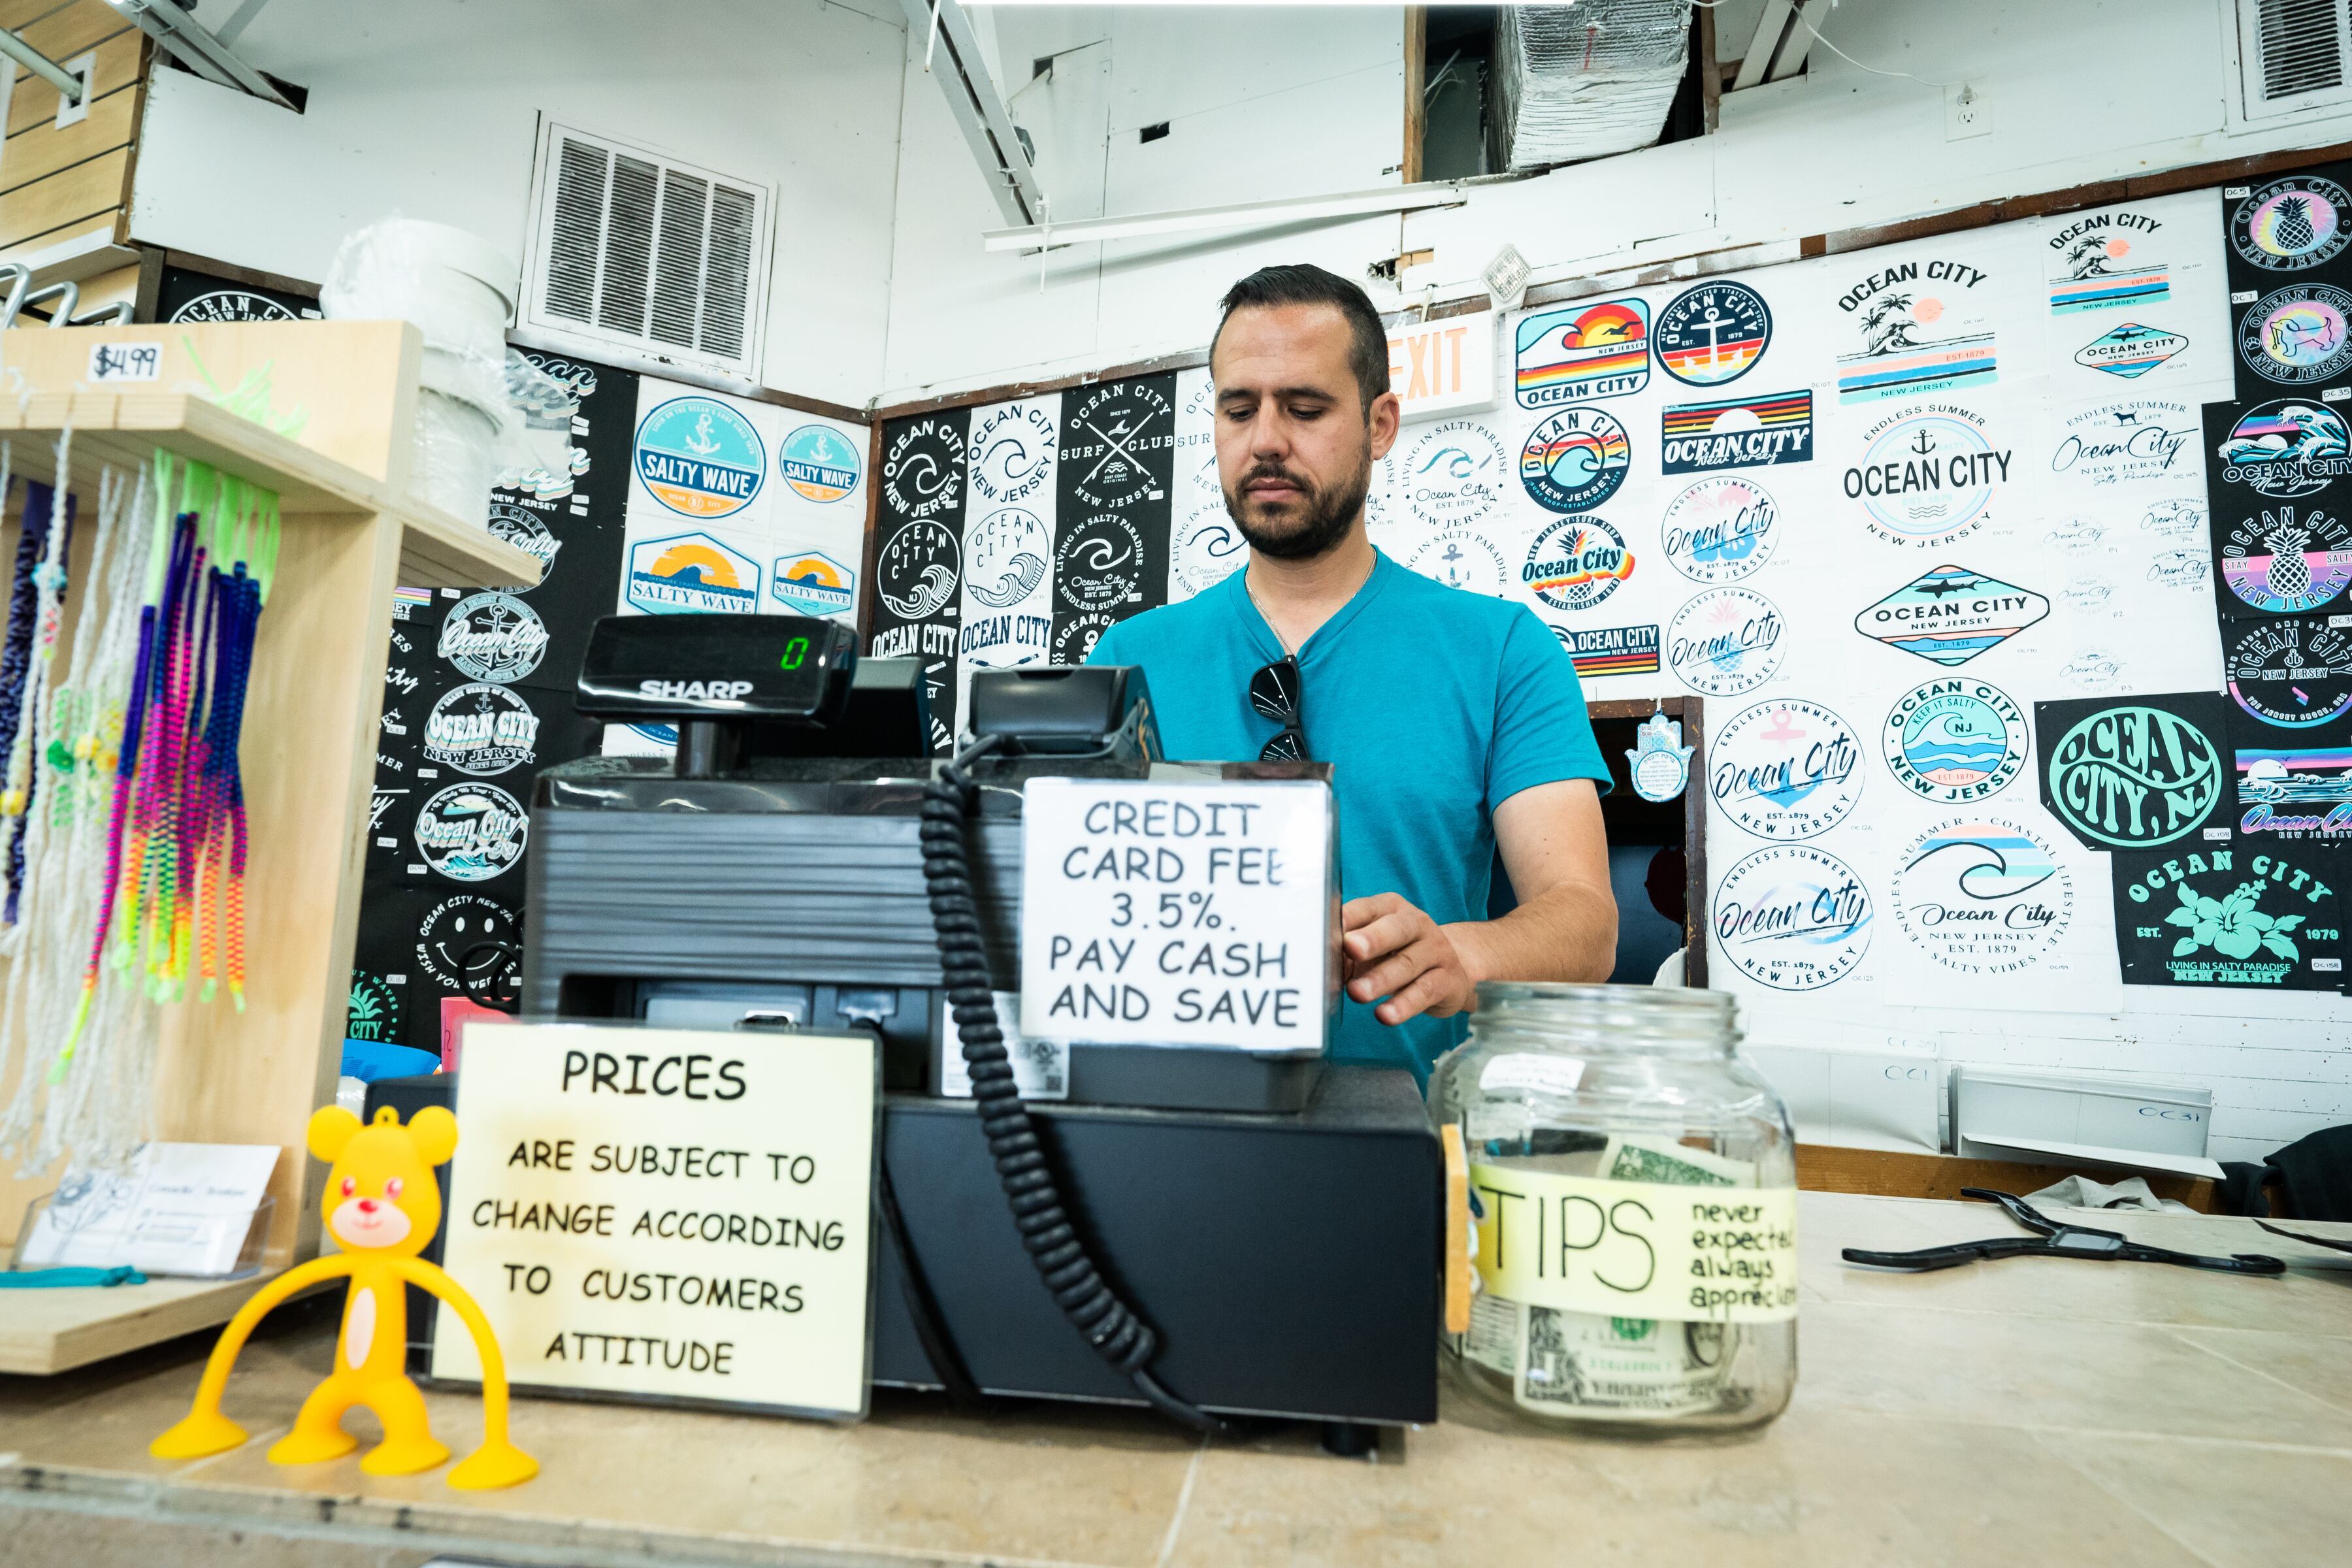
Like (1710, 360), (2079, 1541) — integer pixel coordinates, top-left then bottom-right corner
(1211, 264), (1390, 416)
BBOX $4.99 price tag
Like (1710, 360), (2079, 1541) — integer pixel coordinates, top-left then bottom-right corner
(1469, 1162), (1799, 1323)
(1018, 777), (1335, 1052)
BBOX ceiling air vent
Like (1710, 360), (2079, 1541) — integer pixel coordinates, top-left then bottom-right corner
(2239, 0), (2352, 120)
(521, 120), (772, 380)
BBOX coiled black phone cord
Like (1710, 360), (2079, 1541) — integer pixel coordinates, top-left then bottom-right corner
(920, 734), (1227, 1435)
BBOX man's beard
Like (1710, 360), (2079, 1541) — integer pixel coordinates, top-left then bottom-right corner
(1222, 442), (1371, 562)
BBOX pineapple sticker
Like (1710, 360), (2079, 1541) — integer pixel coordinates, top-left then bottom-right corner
(2221, 504), (2352, 616)
(2233, 176), (2352, 270)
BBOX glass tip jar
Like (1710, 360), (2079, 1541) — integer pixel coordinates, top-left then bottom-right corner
(1429, 981), (1798, 1435)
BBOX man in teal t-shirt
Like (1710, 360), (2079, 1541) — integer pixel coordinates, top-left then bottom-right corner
(1088, 265), (1617, 1081)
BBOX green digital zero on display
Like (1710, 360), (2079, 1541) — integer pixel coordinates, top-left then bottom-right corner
(781, 636), (809, 671)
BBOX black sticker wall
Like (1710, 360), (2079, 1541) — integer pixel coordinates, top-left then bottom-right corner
(2112, 842), (2344, 990)
(2033, 692), (2235, 853)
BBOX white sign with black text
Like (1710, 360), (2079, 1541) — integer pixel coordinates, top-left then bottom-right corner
(1019, 777), (1334, 1053)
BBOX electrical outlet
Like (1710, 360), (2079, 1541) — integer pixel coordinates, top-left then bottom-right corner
(1945, 81), (1991, 141)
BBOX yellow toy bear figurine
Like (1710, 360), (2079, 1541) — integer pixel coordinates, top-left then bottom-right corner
(151, 1104), (538, 1490)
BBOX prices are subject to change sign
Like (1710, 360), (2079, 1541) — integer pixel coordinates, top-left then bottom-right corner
(431, 1021), (879, 1420)
(1019, 777), (1336, 1052)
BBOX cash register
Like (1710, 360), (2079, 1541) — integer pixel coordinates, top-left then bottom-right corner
(381, 613), (1441, 1443)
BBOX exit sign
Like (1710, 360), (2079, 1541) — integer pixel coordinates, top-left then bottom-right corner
(1386, 310), (1496, 422)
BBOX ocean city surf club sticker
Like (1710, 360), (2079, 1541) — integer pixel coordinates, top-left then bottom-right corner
(1853, 565), (2048, 666)
(635, 396), (764, 519)
(414, 783), (528, 883)
(1514, 298), (1649, 406)
(1708, 699), (1863, 840)
(1712, 844), (1872, 992)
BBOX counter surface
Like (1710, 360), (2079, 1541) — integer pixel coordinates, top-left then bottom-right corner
(3, 1191), (2349, 1567)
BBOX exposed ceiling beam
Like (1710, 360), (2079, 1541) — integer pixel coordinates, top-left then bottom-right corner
(900, 0), (1047, 227)
(104, 0), (297, 110)
(1733, 0), (1809, 92)
(982, 180), (1469, 253)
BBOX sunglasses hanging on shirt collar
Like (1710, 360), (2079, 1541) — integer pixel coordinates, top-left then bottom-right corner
(1250, 656), (1307, 762)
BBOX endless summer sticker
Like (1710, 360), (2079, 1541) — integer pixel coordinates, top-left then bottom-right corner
(2215, 504), (2352, 616)
(2236, 285), (2352, 385)
(1403, 420), (1509, 529)
(1854, 566), (2050, 666)
(1883, 678), (2030, 804)
(2231, 176), (2352, 272)
(2034, 695), (2229, 850)
(2225, 617), (2352, 729)
(1056, 513), (1147, 612)
(1515, 298), (1650, 406)
(1708, 700), (1864, 841)
(1713, 844), (1872, 992)
(2114, 845), (2342, 990)
(1667, 588), (1785, 696)
(1841, 404), (2012, 547)
(2048, 400), (2197, 489)
(1891, 817), (2074, 977)
(1519, 407), (1629, 512)
(1661, 476), (1778, 583)
(414, 783), (529, 883)
(1654, 280), (1771, 385)
(1523, 517), (1633, 612)
(2210, 400), (2352, 499)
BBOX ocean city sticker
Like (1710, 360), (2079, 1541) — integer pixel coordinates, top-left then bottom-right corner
(2034, 696), (2229, 850)
(2238, 743), (2352, 840)
(1890, 817), (2074, 977)
(2144, 497), (2207, 540)
(2073, 323), (2187, 380)
(627, 532), (760, 615)
(1412, 529), (1508, 596)
(414, 782), (529, 883)
(169, 289), (299, 323)
(771, 552), (857, 619)
(486, 502), (561, 586)
(2214, 504), (2352, 617)
(970, 401), (1056, 506)
(2149, 547), (2210, 592)
(438, 592), (549, 683)
(965, 507), (1052, 609)
(877, 518), (962, 620)
(2225, 617), (2352, 729)
(423, 683), (541, 777)
(1062, 382), (1172, 510)
(2230, 176), (2352, 272)
(881, 416), (966, 521)
(1056, 512), (1147, 612)
(2048, 400), (2197, 489)
(1514, 298), (1650, 407)
(1712, 844), (1872, 992)
(1556, 623), (1661, 680)
(958, 607), (1051, 670)
(1403, 419), (1508, 529)
(2210, 400), (2352, 498)
(1653, 280), (1771, 385)
(1667, 587), (1785, 696)
(1708, 699), (1863, 841)
(1841, 404), (2011, 548)
(414, 892), (523, 994)
(1661, 476), (1777, 584)
(1053, 612), (1117, 664)
(2113, 845), (2342, 990)
(1854, 565), (2049, 667)
(1519, 406), (1629, 512)
(1522, 517), (1633, 613)
(1171, 512), (1248, 598)
(1833, 255), (1995, 404)
(1659, 390), (1813, 474)
(2047, 208), (2170, 313)
(777, 425), (860, 505)
(1883, 678), (2029, 805)
(2236, 285), (2352, 384)
(346, 970), (402, 1043)
(634, 396), (764, 520)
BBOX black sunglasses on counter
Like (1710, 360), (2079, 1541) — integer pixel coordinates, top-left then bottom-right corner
(1250, 656), (1307, 762)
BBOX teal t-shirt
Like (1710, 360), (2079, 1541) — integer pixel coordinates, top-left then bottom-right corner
(1086, 551), (1610, 1080)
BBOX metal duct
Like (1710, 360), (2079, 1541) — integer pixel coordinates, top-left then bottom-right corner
(1490, 1), (1693, 171)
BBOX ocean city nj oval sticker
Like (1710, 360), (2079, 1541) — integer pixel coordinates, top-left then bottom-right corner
(1708, 700), (1864, 840)
(2036, 698), (2226, 850)
(1712, 845), (1872, 992)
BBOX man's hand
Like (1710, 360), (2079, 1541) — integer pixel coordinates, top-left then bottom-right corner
(1343, 893), (1487, 1026)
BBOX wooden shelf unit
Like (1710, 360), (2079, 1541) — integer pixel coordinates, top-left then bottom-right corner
(0, 321), (539, 1375)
